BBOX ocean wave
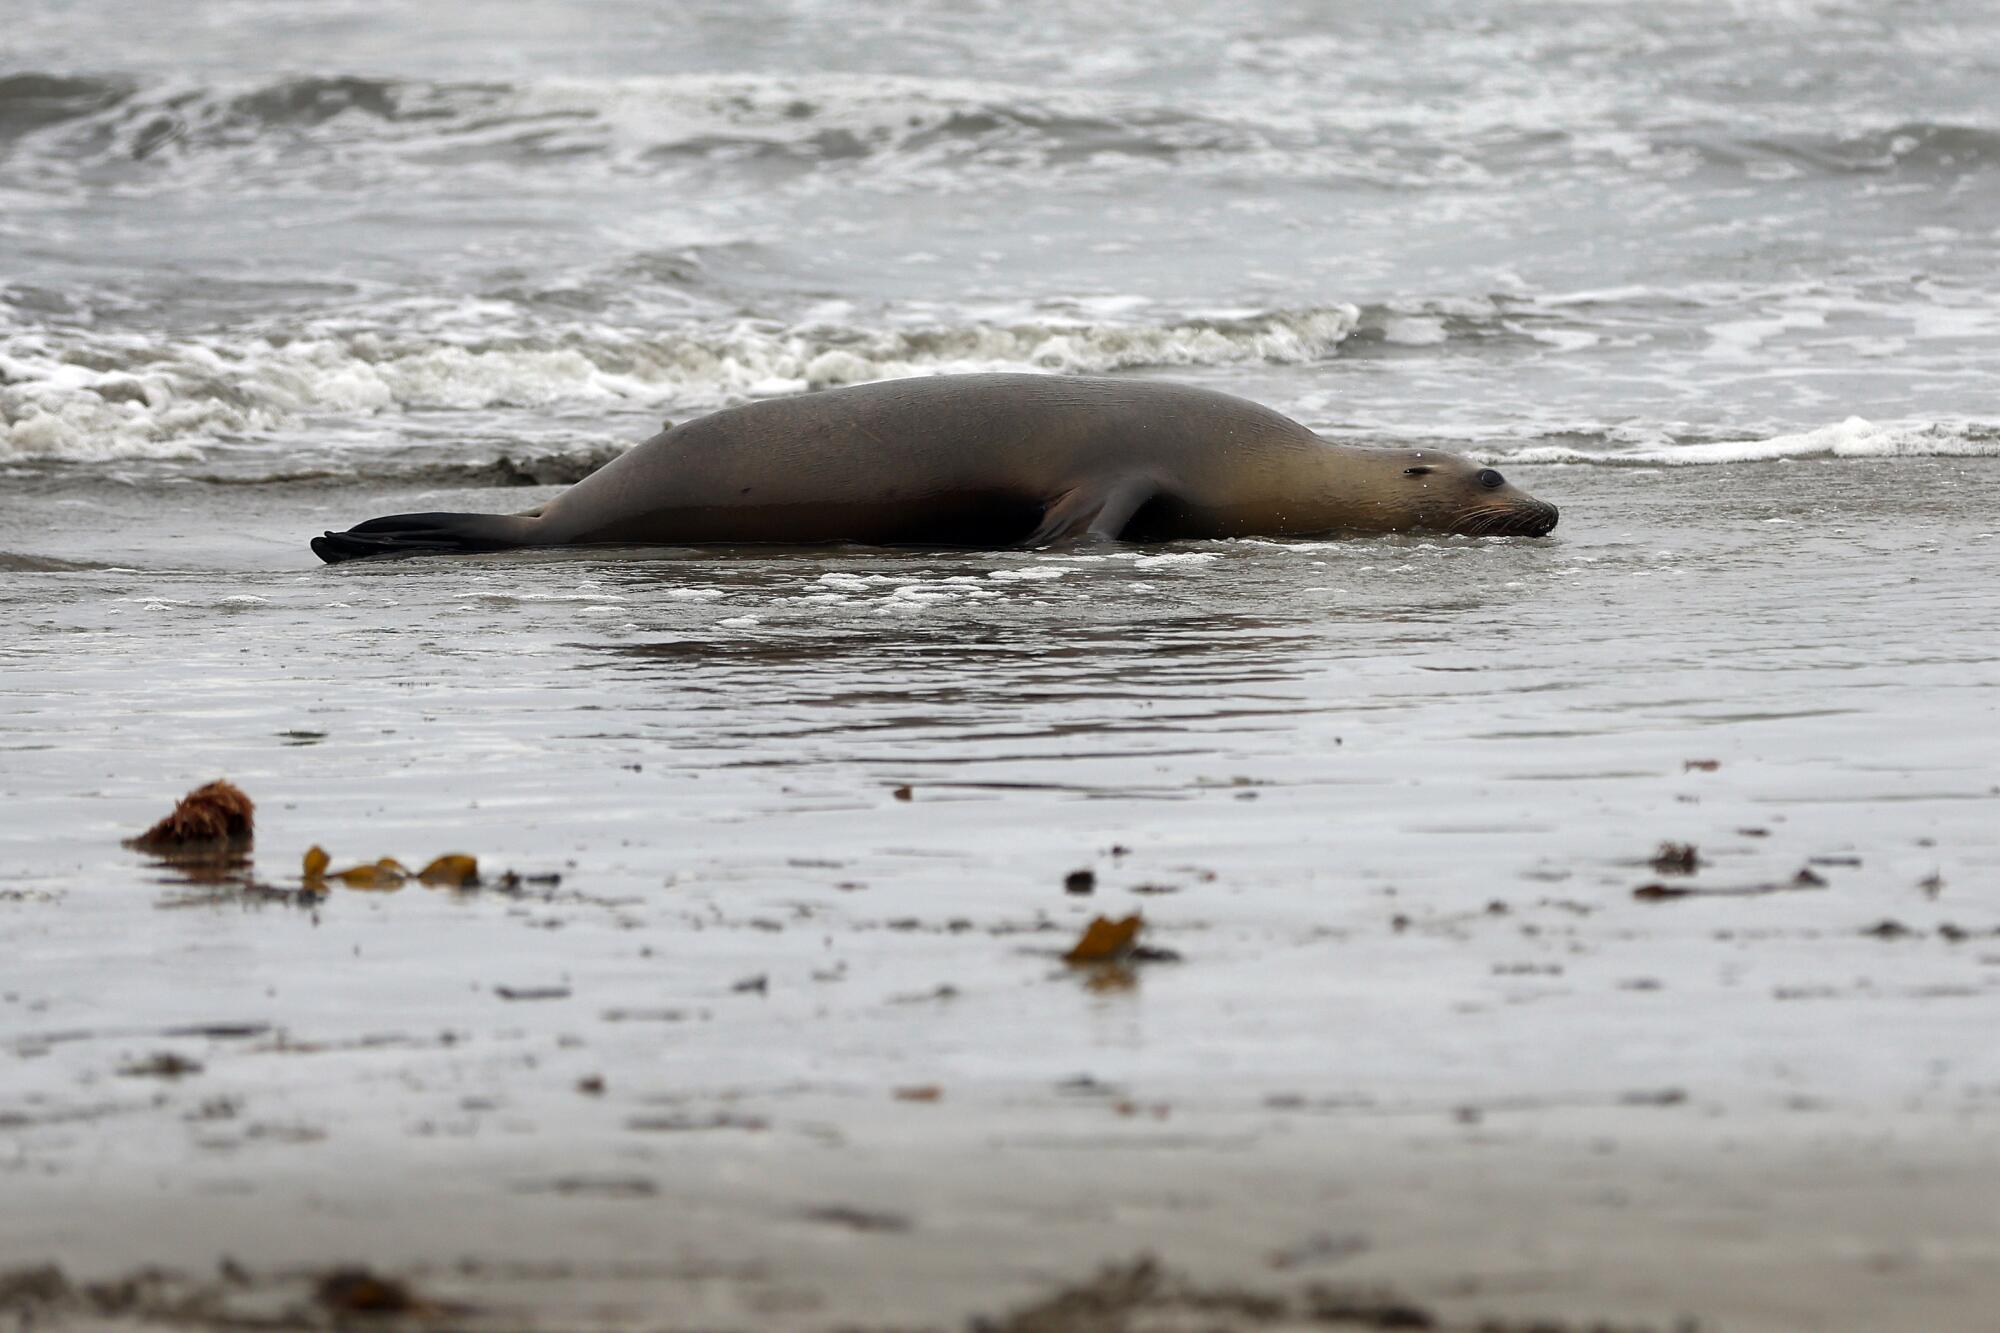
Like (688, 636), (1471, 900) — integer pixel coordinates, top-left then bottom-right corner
(0, 73), (137, 137)
(0, 550), (114, 572)
(146, 443), (627, 488)
(0, 304), (1359, 462)
(1505, 418), (2000, 466)
(1686, 122), (2000, 179)
(1343, 296), (1616, 352)
(13, 68), (1990, 199)
(0, 71), (1306, 192)
(0, 69), (1703, 195)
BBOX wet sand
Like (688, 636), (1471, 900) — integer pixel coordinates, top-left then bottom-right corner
(5, 460), (2000, 1329)
(7, 1113), (2000, 1329)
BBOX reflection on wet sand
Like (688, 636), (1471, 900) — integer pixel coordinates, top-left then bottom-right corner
(564, 553), (1345, 789)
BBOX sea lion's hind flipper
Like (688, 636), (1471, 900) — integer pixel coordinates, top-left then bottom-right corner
(311, 511), (538, 564)
(1024, 479), (1156, 547)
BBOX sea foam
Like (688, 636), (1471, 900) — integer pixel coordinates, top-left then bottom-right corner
(1506, 418), (2000, 466)
(0, 303), (1359, 463)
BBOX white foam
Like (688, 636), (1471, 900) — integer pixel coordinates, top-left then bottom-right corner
(1507, 418), (2000, 466)
(0, 302), (1359, 463)
(816, 572), (904, 588)
(987, 567), (1071, 582)
(1515, 324), (1600, 352)
(886, 585), (955, 603)
(1380, 317), (1448, 346)
(1702, 310), (1828, 361)
(1128, 552), (1219, 569)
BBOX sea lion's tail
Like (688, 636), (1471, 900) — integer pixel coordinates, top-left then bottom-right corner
(311, 511), (540, 564)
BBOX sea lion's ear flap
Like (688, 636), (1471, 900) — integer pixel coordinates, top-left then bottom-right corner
(1025, 478), (1156, 547)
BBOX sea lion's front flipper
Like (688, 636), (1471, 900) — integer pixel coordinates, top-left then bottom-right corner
(1025, 478), (1156, 547)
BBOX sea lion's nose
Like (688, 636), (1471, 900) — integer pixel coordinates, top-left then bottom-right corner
(1528, 501), (1559, 536)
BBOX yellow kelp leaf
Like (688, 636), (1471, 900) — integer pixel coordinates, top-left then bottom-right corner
(417, 854), (479, 888)
(303, 845), (331, 878)
(1063, 913), (1142, 964)
(329, 858), (409, 890)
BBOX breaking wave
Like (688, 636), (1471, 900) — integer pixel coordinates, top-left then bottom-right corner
(12, 70), (1992, 196)
(1682, 122), (2000, 180)
(0, 304), (1360, 462)
(0, 72), (1317, 193)
(1504, 418), (2000, 466)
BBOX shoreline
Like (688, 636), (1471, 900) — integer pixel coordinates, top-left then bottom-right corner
(8, 1110), (1998, 1330)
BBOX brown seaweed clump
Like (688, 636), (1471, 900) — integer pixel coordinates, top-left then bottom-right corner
(126, 780), (255, 851)
(314, 1267), (419, 1317)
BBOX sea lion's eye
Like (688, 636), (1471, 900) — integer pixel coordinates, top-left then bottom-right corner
(1477, 468), (1505, 489)
(1404, 465), (1434, 477)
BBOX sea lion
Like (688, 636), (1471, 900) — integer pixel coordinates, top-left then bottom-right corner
(311, 374), (1557, 562)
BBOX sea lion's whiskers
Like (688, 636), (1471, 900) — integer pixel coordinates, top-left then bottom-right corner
(1452, 503), (1556, 538)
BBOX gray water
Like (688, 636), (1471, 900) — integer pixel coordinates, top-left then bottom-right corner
(5, 4), (2000, 1329)
(8, 0), (2000, 471)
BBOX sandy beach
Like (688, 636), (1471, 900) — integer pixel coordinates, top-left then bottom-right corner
(7, 459), (2000, 1329)
(9, 0), (2000, 1326)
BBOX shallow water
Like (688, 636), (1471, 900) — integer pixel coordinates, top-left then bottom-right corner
(5, 1), (2000, 1327)
(7, 460), (2000, 1324)
(7, 459), (1997, 1099)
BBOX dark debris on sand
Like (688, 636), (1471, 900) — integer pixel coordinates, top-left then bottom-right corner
(969, 1256), (1701, 1333)
(0, 1259), (455, 1328)
(0, 1264), (219, 1327)
(1647, 843), (1701, 876)
(314, 1265), (420, 1317)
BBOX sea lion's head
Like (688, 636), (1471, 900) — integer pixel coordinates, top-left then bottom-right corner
(1397, 451), (1559, 537)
